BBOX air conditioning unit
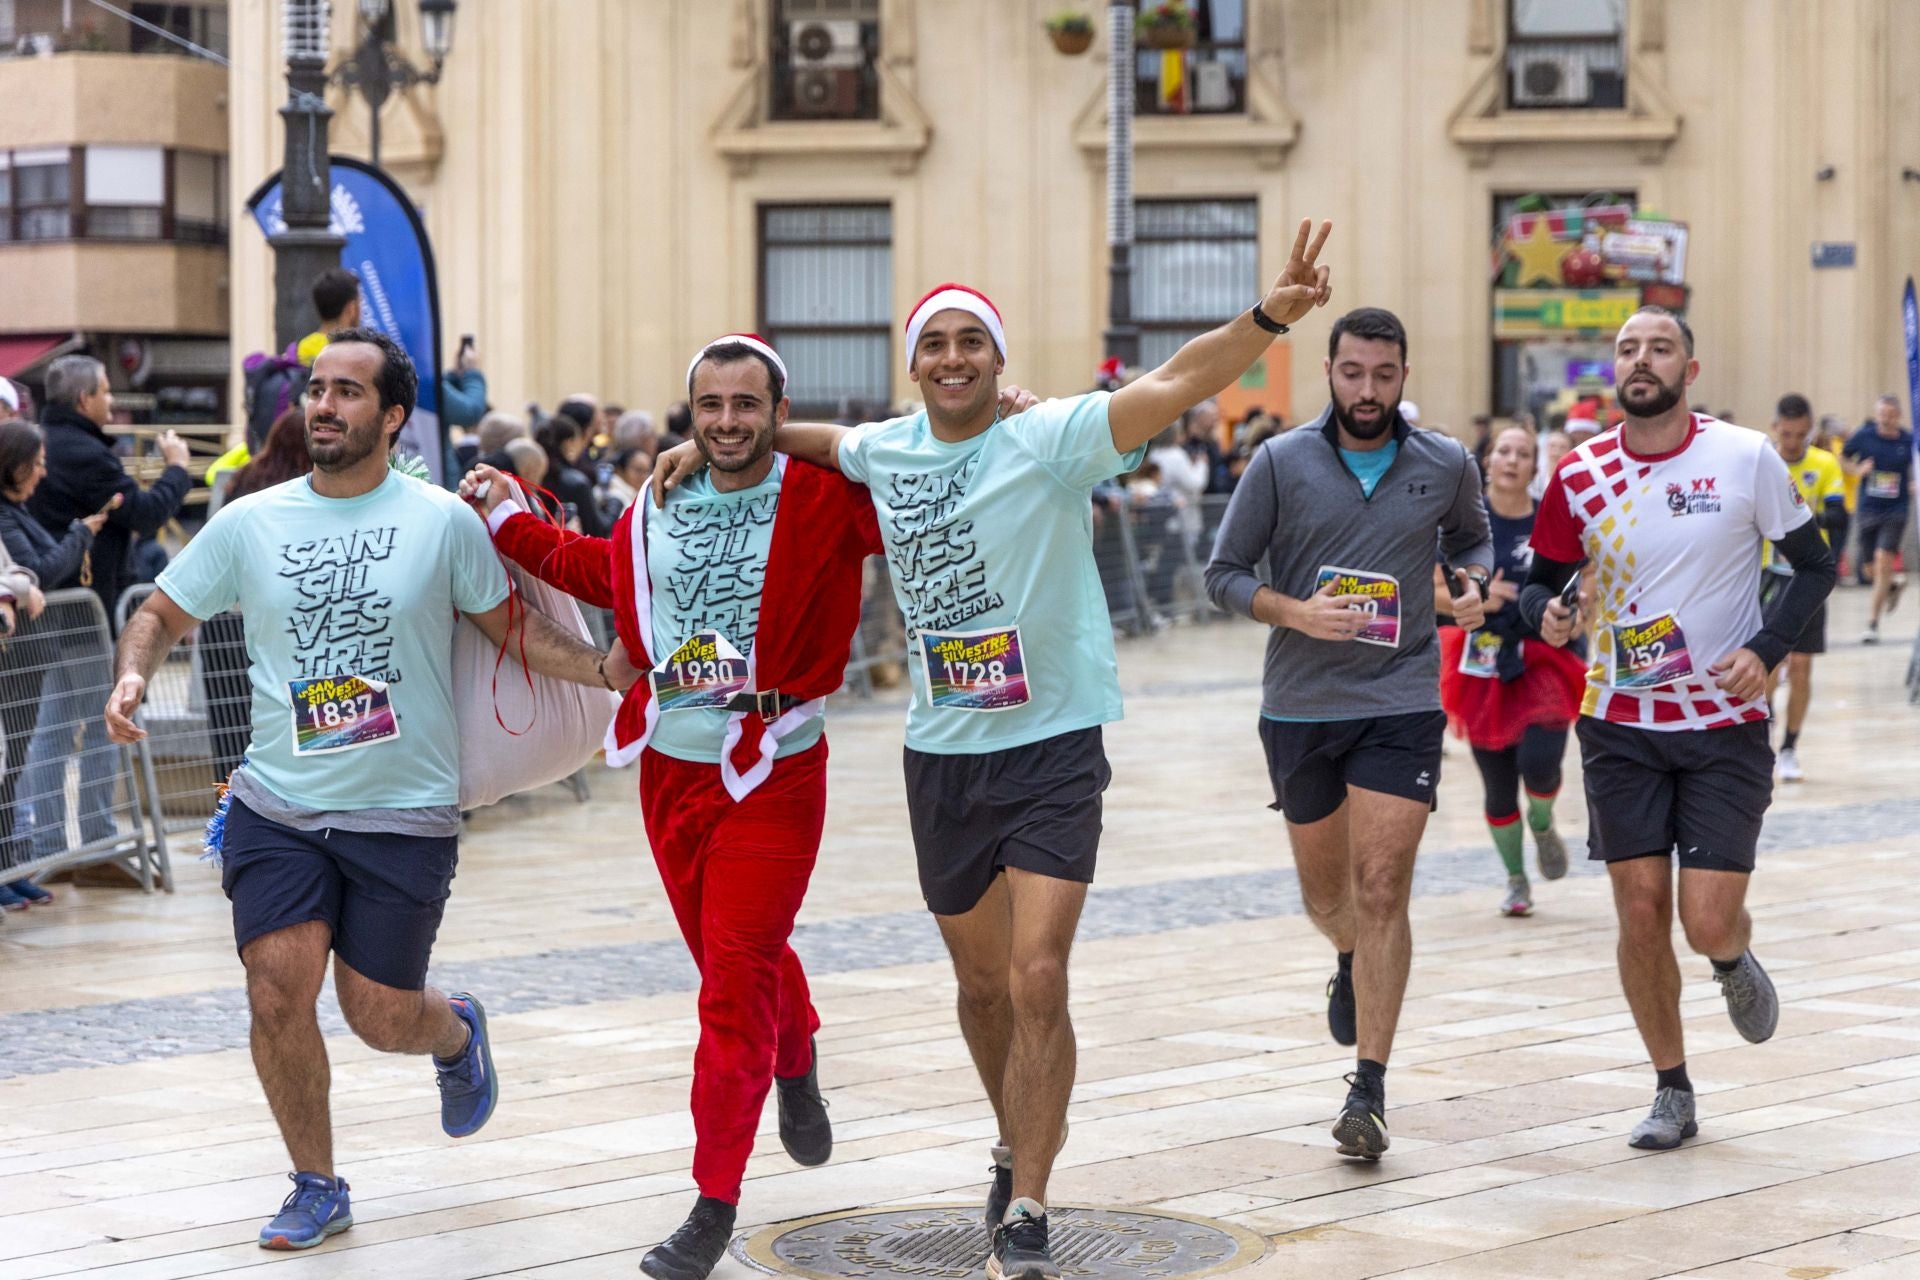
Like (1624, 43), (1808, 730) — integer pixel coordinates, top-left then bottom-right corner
(791, 66), (862, 117)
(1511, 52), (1590, 106)
(786, 0), (880, 19)
(790, 18), (863, 69)
(16, 32), (57, 56)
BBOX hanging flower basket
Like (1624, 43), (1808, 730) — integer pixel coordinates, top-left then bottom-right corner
(1046, 13), (1095, 55)
(1138, 20), (1195, 49)
(1136, 2), (1196, 49)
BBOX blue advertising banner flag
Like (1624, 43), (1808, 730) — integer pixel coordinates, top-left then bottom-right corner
(1904, 277), (1919, 453)
(246, 158), (447, 483)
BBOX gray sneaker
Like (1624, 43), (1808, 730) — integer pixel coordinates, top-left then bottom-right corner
(1715, 950), (1779, 1043)
(1500, 875), (1532, 917)
(1533, 826), (1569, 880)
(1628, 1086), (1697, 1149)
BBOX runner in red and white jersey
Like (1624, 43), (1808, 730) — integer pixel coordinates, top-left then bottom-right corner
(1519, 307), (1835, 1155)
(1532, 411), (1803, 730)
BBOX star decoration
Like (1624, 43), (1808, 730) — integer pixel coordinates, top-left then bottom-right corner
(1510, 217), (1569, 287)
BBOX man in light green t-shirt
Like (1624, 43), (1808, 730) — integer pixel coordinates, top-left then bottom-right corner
(105, 330), (637, 1253)
(655, 219), (1334, 1280)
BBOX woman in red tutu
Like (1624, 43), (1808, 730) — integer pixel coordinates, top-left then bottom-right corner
(1438, 426), (1586, 917)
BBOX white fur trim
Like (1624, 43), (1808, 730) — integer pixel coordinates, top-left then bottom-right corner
(904, 289), (1007, 372)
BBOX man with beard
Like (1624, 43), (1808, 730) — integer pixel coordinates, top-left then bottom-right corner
(656, 220), (1334, 1280)
(1519, 308), (1834, 1151)
(105, 330), (640, 1251)
(463, 336), (884, 1280)
(1205, 305), (1491, 1162)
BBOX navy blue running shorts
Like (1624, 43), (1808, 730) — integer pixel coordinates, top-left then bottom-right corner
(220, 797), (459, 990)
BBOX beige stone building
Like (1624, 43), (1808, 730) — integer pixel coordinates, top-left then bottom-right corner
(0, 1), (231, 419)
(218, 0), (1920, 432)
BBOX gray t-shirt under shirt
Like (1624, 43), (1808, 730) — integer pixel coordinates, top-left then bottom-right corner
(228, 766), (461, 839)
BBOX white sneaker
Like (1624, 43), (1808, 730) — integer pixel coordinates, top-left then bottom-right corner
(1777, 747), (1803, 782)
(1861, 625), (1881, 645)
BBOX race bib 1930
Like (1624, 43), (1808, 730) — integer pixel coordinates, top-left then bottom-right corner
(1609, 612), (1695, 688)
(917, 626), (1031, 712)
(1314, 566), (1401, 648)
(289, 675), (399, 755)
(650, 630), (750, 712)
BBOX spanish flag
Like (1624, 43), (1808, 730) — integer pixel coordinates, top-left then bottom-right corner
(1157, 49), (1188, 113)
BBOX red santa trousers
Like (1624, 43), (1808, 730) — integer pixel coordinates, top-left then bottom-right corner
(638, 738), (827, 1204)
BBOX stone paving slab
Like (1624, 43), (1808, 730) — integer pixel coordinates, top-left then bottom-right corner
(1, 592), (1918, 1278)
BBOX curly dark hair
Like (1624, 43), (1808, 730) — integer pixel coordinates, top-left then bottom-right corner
(320, 326), (417, 445)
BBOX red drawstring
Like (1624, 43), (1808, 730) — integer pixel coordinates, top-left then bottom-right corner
(465, 481), (571, 738)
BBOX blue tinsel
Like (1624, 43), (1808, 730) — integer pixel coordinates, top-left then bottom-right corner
(203, 760), (244, 868)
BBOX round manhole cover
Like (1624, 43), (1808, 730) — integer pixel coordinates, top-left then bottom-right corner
(732, 1203), (1267, 1279)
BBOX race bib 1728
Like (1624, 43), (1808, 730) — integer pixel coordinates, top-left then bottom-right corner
(1314, 566), (1401, 648)
(1609, 612), (1695, 689)
(289, 674), (400, 755)
(917, 626), (1031, 712)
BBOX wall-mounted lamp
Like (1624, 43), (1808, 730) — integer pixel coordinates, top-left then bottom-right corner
(1815, 165), (1836, 181)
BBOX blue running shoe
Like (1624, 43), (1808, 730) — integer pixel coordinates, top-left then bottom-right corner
(436, 992), (498, 1138)
(259, 1172), (351, 1249)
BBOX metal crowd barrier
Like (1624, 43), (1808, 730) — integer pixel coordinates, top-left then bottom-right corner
(0, 587), (170, 893)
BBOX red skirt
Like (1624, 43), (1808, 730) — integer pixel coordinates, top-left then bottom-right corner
(1438, 626), (1586, 751)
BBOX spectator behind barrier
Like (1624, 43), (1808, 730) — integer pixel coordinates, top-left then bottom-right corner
(0, 417), (108, 899)
(227, 410), (317, 502)
(474, 411), (529, 476)
(534, 412), (608, 537)
(22, 354), (191, 858)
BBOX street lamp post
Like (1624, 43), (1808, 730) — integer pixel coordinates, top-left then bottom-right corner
(270, 0), (346, 353)
(1103, 2), (1141, 370)
(332, 0), (458, 170)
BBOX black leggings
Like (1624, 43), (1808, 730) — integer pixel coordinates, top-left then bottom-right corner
(1470, 725), (1568, 822)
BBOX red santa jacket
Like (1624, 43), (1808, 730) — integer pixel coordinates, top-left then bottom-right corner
(487, 454), (883, 799)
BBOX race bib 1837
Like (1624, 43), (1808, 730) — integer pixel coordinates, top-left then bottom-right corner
(650, 630), (750, 712)
(918, 626), (1031, 712)
(289, 675), (399, 755)
(1314, 566), (1401, 648)
(1609, 612), (1695, 688)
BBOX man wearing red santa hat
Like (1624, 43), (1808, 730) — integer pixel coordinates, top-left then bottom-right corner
(656, 220), (1334, 1280)
(462, 336), (884, 1280)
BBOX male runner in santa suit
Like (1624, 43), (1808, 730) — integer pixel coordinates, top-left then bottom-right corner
(464, 335), (881, 1280)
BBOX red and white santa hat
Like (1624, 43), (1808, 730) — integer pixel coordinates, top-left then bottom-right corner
(904, 283), (1007, 372)
(686, 332), (789, 390)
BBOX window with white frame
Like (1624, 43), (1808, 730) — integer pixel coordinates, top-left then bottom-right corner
(85, 145), (165, 238)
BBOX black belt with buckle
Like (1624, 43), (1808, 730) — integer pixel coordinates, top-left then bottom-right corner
(723, 689), (805, 722)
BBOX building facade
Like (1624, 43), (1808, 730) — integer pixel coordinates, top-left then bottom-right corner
(222, 0), (1920, 434)
(0, 0), (232, 421)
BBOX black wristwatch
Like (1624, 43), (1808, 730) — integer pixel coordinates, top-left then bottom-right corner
(1249, 302), (1290, 336)
(1464, 569), (1491, 600)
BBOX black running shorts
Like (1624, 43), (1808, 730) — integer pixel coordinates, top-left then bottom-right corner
(1258, 710), (1447, 826)
(903, 727), (1110, 917)
(1576, 717), (1773, 873)
(221, 798), (458, 990)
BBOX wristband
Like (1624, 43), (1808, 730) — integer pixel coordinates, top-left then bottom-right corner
(1249, 302), (1290, 336)
(597, 656), (618, 692)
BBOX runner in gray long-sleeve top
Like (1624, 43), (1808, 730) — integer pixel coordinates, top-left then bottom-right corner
(1205, 306), (1492, 1163)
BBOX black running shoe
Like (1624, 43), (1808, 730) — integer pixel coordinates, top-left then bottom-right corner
(1326, 964), (1357, 1047)
(988, 1198), (1059, 1280)
(1331, 1072), (1389, 1160)
(984, 1145), (1014, 1229)
(775, 1035), (832, 1166)
(639, 1196), (736, 1280)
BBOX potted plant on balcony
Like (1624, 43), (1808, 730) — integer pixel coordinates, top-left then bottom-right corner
(1046, 12), (1095, 56)
(1136, 1), (1196, 50)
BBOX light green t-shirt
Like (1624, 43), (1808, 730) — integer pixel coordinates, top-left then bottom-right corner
(156, 471), (509, 811)
(839, 391), (1146, 755)
(644, 469), (824, 764)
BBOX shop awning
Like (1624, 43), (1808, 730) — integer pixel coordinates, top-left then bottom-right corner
(0, 333), (80, 379)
